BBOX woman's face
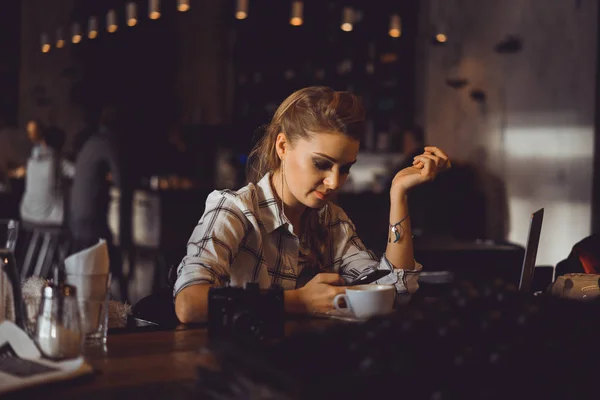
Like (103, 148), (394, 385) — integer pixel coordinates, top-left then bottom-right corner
(277, 131), (359, 209)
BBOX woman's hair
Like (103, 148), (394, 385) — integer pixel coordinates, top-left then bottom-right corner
(246, 86), (366, 272)
(44, 126), (66, 153)
(247, 86), (365, 183)
(39, 126), (66, 193)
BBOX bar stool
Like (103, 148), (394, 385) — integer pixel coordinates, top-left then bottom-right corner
(19, 221), (70, 281)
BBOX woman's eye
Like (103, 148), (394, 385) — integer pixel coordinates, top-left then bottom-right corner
(313, 160), (331, 171)
(340, 166), (352, 175)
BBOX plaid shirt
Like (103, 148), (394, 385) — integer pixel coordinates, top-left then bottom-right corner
(174, 173), (422, 297)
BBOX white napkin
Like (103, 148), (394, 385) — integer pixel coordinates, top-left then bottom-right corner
(64, 239), (110, 276)
(64, 240), (111, 335)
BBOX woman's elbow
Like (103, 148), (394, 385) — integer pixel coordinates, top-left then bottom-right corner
(174, 285), (210, 324)
(175, 294), (197, 323)
(175, 298), (193, 324)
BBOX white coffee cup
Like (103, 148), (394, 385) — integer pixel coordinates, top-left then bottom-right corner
(333, 284), (396, 319)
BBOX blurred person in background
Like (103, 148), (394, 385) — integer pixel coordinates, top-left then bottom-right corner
(68, 104), (132, 299)
(17, 120), (74, 225)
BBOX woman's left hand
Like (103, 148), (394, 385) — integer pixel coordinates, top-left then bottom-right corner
(390, 146), (451, 196)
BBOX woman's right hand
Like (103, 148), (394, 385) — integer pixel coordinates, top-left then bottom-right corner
(297, 273), (347, 313)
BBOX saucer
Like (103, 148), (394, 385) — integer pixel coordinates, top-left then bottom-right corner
(324, 309), (366, 322)
(313, 309), (394, 323)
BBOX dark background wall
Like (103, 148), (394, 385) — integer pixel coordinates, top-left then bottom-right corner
(0, 0), (20, 126)
(16, 1), (421, 150)
(17, 0), (232, 153)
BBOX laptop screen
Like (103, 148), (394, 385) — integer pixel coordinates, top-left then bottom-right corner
(518, 208), (544, 292)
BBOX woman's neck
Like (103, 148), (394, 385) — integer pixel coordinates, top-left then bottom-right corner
(270, 170), (306, 227)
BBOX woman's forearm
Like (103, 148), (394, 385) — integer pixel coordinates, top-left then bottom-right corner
(176, 284), (309, 323)
(384, 192), (416, 270)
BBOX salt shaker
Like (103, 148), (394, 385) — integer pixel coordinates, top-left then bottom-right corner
(35, 283), (83, 360)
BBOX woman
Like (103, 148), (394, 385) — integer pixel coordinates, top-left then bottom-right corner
(174, 87), (451, 323)
(19, 120), (74, 226)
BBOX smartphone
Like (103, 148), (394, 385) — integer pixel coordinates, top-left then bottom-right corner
(347, 269), (392, 286)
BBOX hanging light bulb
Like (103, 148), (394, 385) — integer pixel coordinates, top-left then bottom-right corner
(235, 0), (248, 20)
(72, 22), (82, 43)
(149, 0), (161, 20)
(56, 27), (65, 48)
(341, 7), (354, 32)
(88, 16), (98, 39)
(177, 0), (190, 12)
(435, 33), (447, 43)
(290, 1), (303, 26)
(107, 9), (118, 33)
(41, 33), (51, 53)
(388, 14), (401, 38)
(127, 3), (138, 26)
(432, 14), (448, 44)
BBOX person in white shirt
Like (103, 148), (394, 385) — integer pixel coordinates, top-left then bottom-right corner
(19, 121), (74, 226)
(174, 86), (451, 323)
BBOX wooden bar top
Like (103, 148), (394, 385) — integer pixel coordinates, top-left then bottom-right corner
(6, 319), (334, 400)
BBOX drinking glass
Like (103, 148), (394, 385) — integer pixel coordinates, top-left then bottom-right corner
(0, 220), (25, 328)
(65, 272), (112, 344)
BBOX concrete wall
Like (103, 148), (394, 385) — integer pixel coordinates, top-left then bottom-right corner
(418, 0), (597, 265)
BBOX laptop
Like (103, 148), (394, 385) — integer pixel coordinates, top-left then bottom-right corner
(518, 208), (544, 292)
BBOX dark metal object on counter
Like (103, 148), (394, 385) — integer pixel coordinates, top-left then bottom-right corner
(207, 282), (284, 341)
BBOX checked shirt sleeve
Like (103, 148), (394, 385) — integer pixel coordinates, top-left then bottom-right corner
(173, 191), (249, 297)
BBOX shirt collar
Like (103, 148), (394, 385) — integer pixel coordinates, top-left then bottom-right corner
(255, 172), (289, 234)
(31, 144), (53, 159)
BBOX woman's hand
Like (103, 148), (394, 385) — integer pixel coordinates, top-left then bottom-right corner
(296, 273), (347, 313)
(390, 146), (451, 197)
(8, 166), (26, 179)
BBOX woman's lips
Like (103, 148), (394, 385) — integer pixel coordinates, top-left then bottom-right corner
(314, 191), (327, 200)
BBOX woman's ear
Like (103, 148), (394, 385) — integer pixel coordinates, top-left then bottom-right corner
(275, 132), (287, 161)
